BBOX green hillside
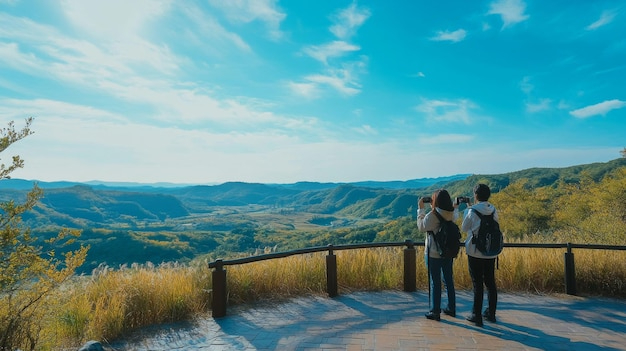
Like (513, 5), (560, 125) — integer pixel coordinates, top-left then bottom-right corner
(435, 158), (626, 197)
(2, 158), (624, 273)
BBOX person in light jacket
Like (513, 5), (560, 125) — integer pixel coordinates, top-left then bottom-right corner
(417, 189), (459, 321)
(461, 183), (499, 327)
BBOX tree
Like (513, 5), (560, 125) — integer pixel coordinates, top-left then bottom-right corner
(0, 119), (88, 350)
(621, 147), (626, 158)
(490, 179), (555, 240)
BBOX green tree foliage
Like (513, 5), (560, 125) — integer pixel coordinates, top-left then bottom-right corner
(552, 168), (626, 244)
(0, 119), (88, 350)
(490, 179), (555, 240)
(487, 167), (626, 244)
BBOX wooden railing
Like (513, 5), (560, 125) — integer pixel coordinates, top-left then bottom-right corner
(208, 241), (626, 318)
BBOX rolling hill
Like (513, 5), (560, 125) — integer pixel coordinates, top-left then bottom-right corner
(1, 158), (625, 229)
(3, 158), (624, 273)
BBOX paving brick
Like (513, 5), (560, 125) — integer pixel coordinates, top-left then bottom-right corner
(110, 290), (626, 351)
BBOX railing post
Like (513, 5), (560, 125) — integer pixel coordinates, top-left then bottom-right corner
(564, 243), (577, 295)
(326, 245), (338, 297)
(403, 240), (416, 292)
(211, 259), (228, 318)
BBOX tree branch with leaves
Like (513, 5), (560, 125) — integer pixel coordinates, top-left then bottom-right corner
(0, 118), (88, 351)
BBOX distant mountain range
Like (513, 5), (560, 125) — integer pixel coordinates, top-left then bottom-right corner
(0, 174), (470, 191)
(1, 158), (624, 230)
(3, 158), (625, 273)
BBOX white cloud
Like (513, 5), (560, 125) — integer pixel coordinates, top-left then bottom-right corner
(329, 2), (371, 40)
(415, 98), (478, 124)
(586, 10), (616, 31)
(0, 11), (297, 129)
(61, 0), (170, 40)
(303, 71), (361, 97)
(430, 29), (467, 43)
(526, 99), (552, 113)
(0, 11), (180, 83)
(520, 76), (533, 94)
(290, 58), (367, 98)
(207, 0), (286, 40)
(181, 4), (252, 53)
(353, 124), (377, 135)
(302, 41), (360, 65)
(557, 100), (570, 110)
(487, 0), (529, 29)
(288, 82), (320, 99)
(569, 99), (626, 118)
(292, 3), (370, 100)
(418, 134), (474, 145)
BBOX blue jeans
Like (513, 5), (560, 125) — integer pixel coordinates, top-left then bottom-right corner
(426, 256), (456, 314)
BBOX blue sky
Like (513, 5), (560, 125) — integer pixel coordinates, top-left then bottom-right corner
(1, 0), (624, 184)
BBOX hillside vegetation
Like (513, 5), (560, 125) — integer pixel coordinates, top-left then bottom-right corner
(0, 158), (624, 273)
(4, 157), (626, 350)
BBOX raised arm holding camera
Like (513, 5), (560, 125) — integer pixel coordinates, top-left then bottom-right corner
(461, 183), (501, 327)
(417, 189), (459, 321)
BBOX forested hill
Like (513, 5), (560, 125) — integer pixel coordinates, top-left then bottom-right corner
(435, 157), (626, 196)
(2, 158), (624, 273)
(0, 158), (624, 229)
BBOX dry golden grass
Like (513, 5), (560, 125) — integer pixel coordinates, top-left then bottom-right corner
(45, 244), (625, 349)
(53, 262), (211, 346)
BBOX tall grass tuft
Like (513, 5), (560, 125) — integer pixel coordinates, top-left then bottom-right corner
(45, 244), (625, 349)
(54, 262), (212, 347)
(227, 253), (327, 303)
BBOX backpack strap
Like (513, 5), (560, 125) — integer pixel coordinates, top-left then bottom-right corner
(429, 209), (446, 253)
(432, 208), (445, 223)
(470, 208), (483, 219)
(470, 208), (501, 268)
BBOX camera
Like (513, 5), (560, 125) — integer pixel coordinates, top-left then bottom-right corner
(455, 196), (470, 205)
(422, 197), (432, 203)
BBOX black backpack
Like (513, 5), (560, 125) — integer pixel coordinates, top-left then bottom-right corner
(430, 210), (461, 259)
(471, 209), (504, 256)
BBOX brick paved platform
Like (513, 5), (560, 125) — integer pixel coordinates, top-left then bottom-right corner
(110, 290), (626, 350)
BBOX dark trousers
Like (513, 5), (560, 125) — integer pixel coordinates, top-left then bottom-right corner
(467, 255), (497, 316)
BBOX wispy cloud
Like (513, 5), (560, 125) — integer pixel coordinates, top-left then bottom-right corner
(62, 0), (171, 40)
(208, 0), (286, 40)
(569, 99), (626, 118)
(329, 1), (371, 40)
(300, 66), (363, 97)
(415, 98), (478, 124)
(181, 4), (251, 53)
(0, 9), (324, 134)
(526, 99), (552, 113)
(418, 133), (474, 145)
(0, 13), (177, 85)
(520, 76), (534, 94)
(353, 124), (378, 135)
(287, 82), (320, 99)
(290, 3), (370, 99)
(487, 0), (529, 29)
(430, 29), (467, 43)
(302, 41), (360, 65)
(585, 10), (616, 31)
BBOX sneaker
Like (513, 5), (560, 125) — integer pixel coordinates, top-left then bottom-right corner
(425, 312), (440, 321)
(466, 314), (483, 327)
(443, 308), (456, 317)
(484, 308), (496, 323)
